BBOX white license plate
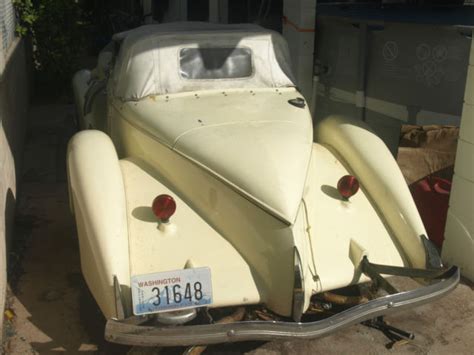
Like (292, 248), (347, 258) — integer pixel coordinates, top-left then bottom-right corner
(131, 267), (212, 315)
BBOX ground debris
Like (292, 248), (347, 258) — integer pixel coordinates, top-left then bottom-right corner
(4, 308), (15, 322)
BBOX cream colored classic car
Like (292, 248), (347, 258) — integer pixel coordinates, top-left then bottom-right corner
(68, 23), (459, 347)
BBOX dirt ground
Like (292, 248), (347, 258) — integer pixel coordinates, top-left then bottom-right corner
(3, 103), (474, 354)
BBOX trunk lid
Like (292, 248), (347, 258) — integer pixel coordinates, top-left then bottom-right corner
(121, 88), (313, 223)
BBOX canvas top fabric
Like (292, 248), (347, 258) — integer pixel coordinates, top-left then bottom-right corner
(111, 22), (296, 101)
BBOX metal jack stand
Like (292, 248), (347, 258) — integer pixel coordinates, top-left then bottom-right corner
(359, 255), (446, 349)
(363, 316), (415, 349)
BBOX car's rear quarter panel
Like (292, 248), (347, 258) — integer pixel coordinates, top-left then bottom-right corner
(315, 116), (428, 270)
(302, 143), (407, 293)
(67, 131), (131, 319)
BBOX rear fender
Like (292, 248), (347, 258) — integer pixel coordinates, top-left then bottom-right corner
(315, 115), (428, 269)
(67, 130), (131, 319)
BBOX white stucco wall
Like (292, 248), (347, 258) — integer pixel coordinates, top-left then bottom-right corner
(442, 34), (474, 281)
(0, 37), (29, 339)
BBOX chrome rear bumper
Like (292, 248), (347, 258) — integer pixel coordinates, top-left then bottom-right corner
(105, 266), (459, 347)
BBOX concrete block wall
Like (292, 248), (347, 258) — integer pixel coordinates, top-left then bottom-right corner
(0, 37), (30, 336)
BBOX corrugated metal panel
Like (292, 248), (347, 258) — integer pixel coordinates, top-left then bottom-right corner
(0, 0), (16, 54)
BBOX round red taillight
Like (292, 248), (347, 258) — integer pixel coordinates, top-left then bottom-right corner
(337, 175), (360, 200)
(152, 194), (176, 222)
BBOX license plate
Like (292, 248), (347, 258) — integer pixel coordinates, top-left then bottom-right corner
(131, 267), (212, 315)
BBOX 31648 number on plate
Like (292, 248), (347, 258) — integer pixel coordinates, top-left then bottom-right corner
(131, 267), (212, 315)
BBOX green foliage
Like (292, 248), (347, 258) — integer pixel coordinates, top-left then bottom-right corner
(13, 0), (88, 87)
(13, 0), (38, 36)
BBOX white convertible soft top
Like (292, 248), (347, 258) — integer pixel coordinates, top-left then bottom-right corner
(112, 22), (296, 101)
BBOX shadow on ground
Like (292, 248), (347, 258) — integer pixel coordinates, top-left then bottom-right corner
(5, 103), (127, 354)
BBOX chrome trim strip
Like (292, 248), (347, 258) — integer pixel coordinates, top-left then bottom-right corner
(113, 276), (126, 320)
(292, 247), (305, 322)
(105, 266), (459, 347)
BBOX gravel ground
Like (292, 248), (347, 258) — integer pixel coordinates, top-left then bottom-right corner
(3, 103), (474, 354)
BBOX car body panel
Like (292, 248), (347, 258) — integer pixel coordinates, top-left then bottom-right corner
(114, 88), (312, 223)
(72, 69), (108, 131)
(315, 115), (428, 269)
(72, 69), (91, 124)
(68, 24), (445, 326)
(67, 131), (131, 319)
(303, 143), (407, 293)
(121, 158), (262, 312)
(80, 100), (420, 318)
(109, 110), (296, 316)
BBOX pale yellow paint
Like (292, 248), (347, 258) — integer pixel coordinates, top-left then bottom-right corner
(68, 82), (431, 318)
(121, 158), (262, 309)
(303, 143), (407, 293)
(315, 116), (428, 269)
(67, 131), (131, 319)
(114, 88), (312, 223)
(110, 111), (296, 316)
